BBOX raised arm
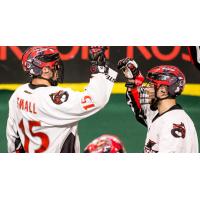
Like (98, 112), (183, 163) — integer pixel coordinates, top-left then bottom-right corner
(117, 58), (156, 127)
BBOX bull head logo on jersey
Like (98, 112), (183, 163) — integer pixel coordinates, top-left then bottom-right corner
(171, 122), (186, 139)
(50, 90), (69, 105)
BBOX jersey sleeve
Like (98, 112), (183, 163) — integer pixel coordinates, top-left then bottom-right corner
(126, 87), (157, 127)
(38, 68), (118, 125)
(158, 120), (186, 153)
(6, 95), (25, 153)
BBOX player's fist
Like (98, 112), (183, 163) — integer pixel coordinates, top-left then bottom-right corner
(89, 46), (109, 74)
(118, 58), (144, 87)
(117, 58), (139, 79)
(89, 46), (107, 66)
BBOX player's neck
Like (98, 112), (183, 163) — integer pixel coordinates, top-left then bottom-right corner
(157, 99), (176, 115)
(31, 78), (51, 86)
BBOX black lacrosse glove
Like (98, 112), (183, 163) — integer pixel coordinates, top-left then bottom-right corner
(89, 46), (109, 74)
(117, 58), (140, 79)
(117, 58), (144, 88)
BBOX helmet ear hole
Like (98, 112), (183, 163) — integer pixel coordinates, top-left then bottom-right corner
(168, 80), (183, 97)
(169, 83), (182, 97)
(168, 85), (176, 97)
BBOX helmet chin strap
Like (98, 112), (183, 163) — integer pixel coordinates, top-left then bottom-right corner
(48, 66), (64, 86)
(32, 70), (58, 86)
(48, 78), (58, 86)
(45, 70), (58, 86)
(150, 86), (175, 111)
(150, 96), (170, 111)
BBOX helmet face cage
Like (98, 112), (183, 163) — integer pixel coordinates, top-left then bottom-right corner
(146, 65), (186, 97)
(22, 47), (64, 85)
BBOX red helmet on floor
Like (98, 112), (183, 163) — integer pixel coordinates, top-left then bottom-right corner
(22, 46), (64, 83)
(84, 134), (126, 153)
(146, 65), (186, 97)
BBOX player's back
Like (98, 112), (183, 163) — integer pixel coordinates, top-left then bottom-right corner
(8, 83), (80, 153)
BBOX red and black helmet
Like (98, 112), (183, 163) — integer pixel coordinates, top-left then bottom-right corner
(146, 65), (186, 97)
(22, 46), (64, 82)
(84, 134), (126, 153)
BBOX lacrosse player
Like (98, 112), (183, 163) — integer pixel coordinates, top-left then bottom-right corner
(6, 46), (117, 153)
(118, 58), (198, 153)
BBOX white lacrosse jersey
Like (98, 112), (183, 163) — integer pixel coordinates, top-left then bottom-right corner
(126, 89), (199, 153)
(7, 68), (117, 153)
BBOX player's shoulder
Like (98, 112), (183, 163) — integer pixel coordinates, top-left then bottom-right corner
(10, 83), (29, 98)
(163, 105), (192, 123)
(12, 84), (73, 98)
(40, 85), (74, 95)
(36, 85), (76, 105)
(14, 83), (29, 92)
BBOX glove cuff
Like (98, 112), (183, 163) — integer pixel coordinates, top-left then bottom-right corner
(90, 65), (109, 75)
(125, 82), (136, 88)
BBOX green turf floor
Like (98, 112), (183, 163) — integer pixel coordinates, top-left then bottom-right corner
(0, 90), (200, 153)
